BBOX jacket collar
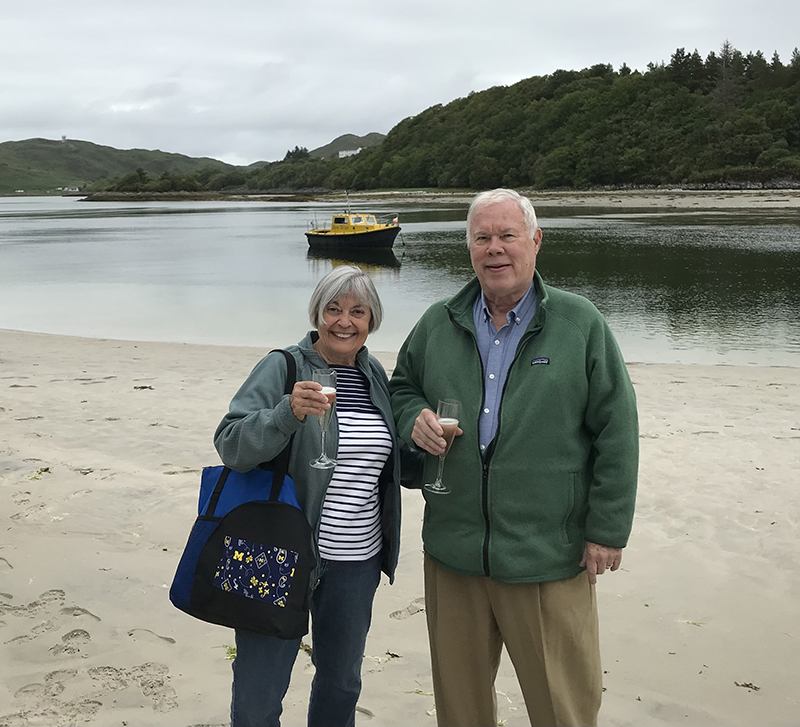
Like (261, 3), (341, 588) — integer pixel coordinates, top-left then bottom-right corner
(297, 330), (371, 370)
(445, 270), (549, 334)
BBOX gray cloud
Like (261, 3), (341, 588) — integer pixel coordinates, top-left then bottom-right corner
(1, 0), (796, 165)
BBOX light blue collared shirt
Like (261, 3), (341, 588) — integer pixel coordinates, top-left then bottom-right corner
(473, 281), (537, 454)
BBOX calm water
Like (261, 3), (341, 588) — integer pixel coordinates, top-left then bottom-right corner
(1, 196), (798, 366)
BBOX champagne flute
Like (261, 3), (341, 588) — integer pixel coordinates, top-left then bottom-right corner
(310, 369), (337, 469)
(424, 399), (460, 495)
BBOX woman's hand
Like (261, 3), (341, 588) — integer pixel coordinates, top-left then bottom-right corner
(290, 381), (331, 421)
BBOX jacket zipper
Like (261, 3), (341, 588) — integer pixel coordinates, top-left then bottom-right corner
(447, 304), (545, 578)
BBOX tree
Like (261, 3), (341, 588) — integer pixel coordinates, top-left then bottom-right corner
(283, 146), (310, 162)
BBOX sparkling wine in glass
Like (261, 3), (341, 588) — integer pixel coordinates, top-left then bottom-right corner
(310, 369), (337, 469)
(424, 399), (460, 495)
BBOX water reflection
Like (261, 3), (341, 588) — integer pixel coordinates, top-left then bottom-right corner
(394, 216), (800, 364)
(306, 246), (402, 270)
(0, 198), (797, 365)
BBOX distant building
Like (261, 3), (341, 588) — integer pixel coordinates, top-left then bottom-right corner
(338, 148), (362, 158)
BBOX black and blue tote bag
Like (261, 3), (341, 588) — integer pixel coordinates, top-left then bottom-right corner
(169, 349), (316, 639)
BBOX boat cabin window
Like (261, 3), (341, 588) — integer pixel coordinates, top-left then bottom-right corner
(350, 215), (364, 224)
(365, 216), (376, 225)
(333, 217), (347, 224)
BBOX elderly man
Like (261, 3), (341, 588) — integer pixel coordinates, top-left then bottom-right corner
(389, 188), (638, 727)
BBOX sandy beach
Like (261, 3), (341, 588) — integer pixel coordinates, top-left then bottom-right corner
(1, 329), (798, 727)
(86, 188), (800, 212)
(324, 188), (800, 210)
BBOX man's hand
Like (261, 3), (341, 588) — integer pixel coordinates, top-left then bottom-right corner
(412, 408), (463, 455)
(580, 541), (623, 585)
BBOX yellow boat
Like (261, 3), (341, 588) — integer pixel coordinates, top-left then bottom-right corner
(305, 212), (401, 250)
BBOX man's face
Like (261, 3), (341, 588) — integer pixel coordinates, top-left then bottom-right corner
(468, 200), (542, 307)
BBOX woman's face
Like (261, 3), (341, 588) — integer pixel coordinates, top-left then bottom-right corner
(315, 294), (371, 365)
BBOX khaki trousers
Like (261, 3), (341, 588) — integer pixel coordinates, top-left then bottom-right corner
(424, 556), (601, 727)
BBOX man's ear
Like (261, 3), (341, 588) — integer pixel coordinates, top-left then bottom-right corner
(534, 227), (543, 251)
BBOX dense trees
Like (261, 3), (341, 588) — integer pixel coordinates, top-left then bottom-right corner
(104, 43), (799, 193)
(283, 146), (310, 161)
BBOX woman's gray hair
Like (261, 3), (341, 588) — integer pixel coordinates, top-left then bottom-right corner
(466, 188), (539, 246)
(308, 265), (384, 333)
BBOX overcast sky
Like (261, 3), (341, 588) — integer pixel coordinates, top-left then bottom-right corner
(2, 0), (797, 166)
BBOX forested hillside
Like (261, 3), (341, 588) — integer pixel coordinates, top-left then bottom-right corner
(349, 45), (799, 189)
(252, 44), (799, 191)
(95, 43), (800, 194)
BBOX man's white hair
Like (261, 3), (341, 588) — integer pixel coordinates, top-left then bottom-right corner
(466, 188), (539, 247)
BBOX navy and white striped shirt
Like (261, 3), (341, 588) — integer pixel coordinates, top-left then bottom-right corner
(317, 365), (392, 561)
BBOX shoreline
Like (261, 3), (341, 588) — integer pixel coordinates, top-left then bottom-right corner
(2, 327), (797, 371)
(69, 188), (800, 209)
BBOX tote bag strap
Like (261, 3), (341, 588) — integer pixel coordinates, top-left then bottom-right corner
(205, 349), (297, 517)
(267, 349), (296, 501)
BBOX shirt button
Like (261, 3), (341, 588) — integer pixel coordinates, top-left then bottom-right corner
(483, 408), (490, 414)
(515, 317), (521, 323)
(494, 339), (500, 345)
(480, 444), (485, 451)
(489, 373), (495, 380)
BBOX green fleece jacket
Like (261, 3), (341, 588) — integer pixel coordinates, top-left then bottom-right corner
(213, 332), (412, 583)
(389, 272), (639, 584)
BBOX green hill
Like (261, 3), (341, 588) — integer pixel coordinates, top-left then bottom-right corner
(0, 138), (236, 194)
(340, 48), (800, 189)
(309, 133), (386, 159)
(236, 45), (800, 192)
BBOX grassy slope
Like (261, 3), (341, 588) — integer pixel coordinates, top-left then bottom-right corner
(0, 138), (236, 194)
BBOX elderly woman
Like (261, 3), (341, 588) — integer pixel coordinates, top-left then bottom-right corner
(214, 265), (410, 727)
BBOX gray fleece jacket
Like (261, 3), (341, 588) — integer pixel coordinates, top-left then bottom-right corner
(213, 331), (415, 582)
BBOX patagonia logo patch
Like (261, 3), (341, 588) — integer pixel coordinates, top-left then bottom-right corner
(531, 357), (550, 365)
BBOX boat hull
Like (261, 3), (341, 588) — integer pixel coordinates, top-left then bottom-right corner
(305, 225), (400, 250)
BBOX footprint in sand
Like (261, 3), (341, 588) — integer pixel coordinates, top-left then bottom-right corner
(10, 502), (47, 521)
(45, 669), (79, 685)
(6, 621), (57, 644)
(88, 665), (129, 691)
(389, 597), (425, 620)
(86, 663), (178, 713)
(1, 589), (65, 618)
(84, 663), (178, 713)
(50, 628), (92, 655)
(13, 669), (78, 702)
(60, 605), (101, 621)
(127, 628), (176, 644)
(11, 490), (31, 505)
(0, 695), (101, 725)
(129, 662), (178, 713)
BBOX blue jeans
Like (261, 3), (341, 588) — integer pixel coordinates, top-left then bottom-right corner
(231, 553), (382, 727)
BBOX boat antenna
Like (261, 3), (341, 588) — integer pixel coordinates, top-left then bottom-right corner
(344, 189), (351, 214)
